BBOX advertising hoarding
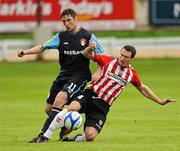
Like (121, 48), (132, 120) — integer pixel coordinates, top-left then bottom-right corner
(0, 0), (135, 32)
(149, 0), (180, 25)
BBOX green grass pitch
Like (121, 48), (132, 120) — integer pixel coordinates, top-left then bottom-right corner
(0, 58), (179, 151)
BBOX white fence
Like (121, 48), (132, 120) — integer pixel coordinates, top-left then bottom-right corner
(0, 40), (33, 61)
(100, 37), (180, 57)
(0, 37), (180, 61)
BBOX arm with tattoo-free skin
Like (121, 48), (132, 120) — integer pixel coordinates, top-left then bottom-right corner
(17, 45), (45, 57)
(136, 83), (176, 105)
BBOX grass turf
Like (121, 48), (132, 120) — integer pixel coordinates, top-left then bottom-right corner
(0, 59), (179, 151)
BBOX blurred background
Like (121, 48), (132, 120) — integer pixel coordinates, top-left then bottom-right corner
(0, 0), (180, 61)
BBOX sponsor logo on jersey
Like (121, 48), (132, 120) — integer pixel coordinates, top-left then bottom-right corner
(64, 42), (69, 45)
(107, 71), (127, 86)
(80, 38), (87, 46)
(64, 50), (81, 55)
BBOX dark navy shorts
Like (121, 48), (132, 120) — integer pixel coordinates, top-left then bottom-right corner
(46, 78), (87, 105)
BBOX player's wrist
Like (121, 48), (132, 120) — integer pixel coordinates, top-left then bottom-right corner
(21, 50), (25, 55)
(18, 50), (25, 57)
(22, 50), (29, 55)
(160, 99), (166, 105)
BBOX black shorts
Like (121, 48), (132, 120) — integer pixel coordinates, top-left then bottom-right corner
(74, 89), (110, 133)
(46, 78), (87, 105)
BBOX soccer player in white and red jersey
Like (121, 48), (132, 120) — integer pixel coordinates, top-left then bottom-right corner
(35, 43), (175, 143)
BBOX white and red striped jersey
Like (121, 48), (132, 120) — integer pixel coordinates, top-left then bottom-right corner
(90, 54), (141, 106)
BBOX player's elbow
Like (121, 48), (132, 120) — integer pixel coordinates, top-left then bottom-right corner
(137, 83), (147, 95)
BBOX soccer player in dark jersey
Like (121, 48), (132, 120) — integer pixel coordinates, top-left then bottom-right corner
(38, 43), (175, 142)
(17, 9), (104, 142)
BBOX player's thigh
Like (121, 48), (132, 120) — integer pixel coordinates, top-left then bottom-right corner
(72, 89), (92, 113)
(53, 91), (68, 108)
(84, 97), (109, 133)
(46, 80), (65, 105)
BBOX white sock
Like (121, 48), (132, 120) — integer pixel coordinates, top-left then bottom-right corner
(75, 134), (86, 142)
(43, 108), (68, 139)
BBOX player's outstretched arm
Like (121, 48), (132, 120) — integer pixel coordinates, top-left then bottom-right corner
(17, 45), (45, 57)
(136, 83), (176, 105)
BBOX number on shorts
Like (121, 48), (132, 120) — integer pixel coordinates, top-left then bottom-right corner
(68, 83), (77, 92)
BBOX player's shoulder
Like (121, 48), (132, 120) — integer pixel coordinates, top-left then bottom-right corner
(80, 27), (91, 33)
(95, 54), (115, 63)
(129, 64), (138, 74)
(58, 31), (68, 36)
(129, 64), (135, 70)
(80, 28), (92, 36)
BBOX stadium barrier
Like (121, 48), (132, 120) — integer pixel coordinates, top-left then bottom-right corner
(0, 37), (180, 61)
(0, 40), (33, 61)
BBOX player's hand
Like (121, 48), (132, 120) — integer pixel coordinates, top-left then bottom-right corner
(160, 98), (176, 105)
(89, 40), (96, 50)
(17, 50), (25, 57)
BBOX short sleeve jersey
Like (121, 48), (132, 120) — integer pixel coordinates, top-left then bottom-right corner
(43, 28), (104, 81)
(90, 54), (141, 106)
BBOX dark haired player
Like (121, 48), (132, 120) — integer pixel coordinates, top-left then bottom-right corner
(18, 8), (104, 142)
(39, 44), (175, 142)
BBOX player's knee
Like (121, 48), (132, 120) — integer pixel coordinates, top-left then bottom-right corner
(85, 132), (96, 141)
(85, 129), (97, 141)
(45, 108), (51, 114)
(67, 101), (81, 111)
(45, 104), (52, 114)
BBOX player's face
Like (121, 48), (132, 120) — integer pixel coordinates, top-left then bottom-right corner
(118, 48), (132, 67)
(61, 15), (77, 33)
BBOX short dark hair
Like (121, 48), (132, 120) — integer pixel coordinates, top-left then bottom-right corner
(122, 45), (136, 59)
(61, 8), (77, 18)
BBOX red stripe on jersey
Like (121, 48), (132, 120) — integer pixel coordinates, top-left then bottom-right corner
(125, 67), (130, 81)
(90, 64), (108, 92)
(90, 55), (141, 106)
(106, 85), (123, 105)
(96, 79), (110, 95)
(95, 60), (118, 95)
(100, 81), (117, 100)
